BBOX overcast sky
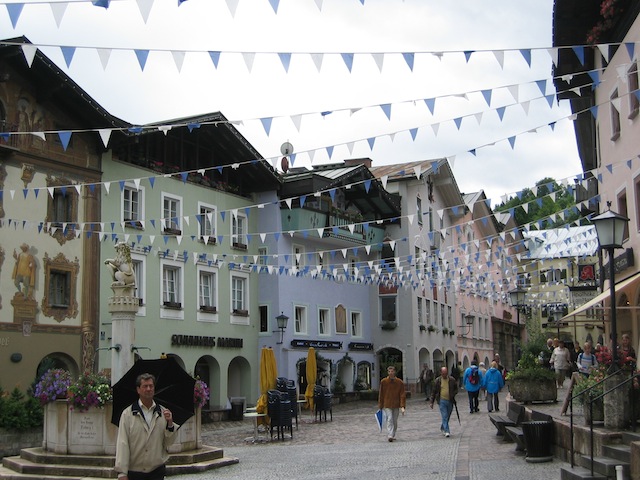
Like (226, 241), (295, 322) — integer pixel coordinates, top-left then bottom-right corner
(1, 0), (583, 205)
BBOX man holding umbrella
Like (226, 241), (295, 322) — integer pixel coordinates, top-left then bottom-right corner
(429, 367), (458, 437)
(115, 373), (179, 480)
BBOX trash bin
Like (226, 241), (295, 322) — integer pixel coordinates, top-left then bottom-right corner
(230, 398), (244, 421)
(521, 421), (554, 463)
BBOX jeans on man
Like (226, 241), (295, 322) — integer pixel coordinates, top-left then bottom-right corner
(438, 399), (453, 434)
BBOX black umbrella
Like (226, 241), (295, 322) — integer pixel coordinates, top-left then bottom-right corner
(447, 399), (461, 425)
(111, 357), (196, 427)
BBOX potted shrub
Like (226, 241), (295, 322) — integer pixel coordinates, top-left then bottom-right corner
(427, 325), (436, 333)
(572, 365), (606, 424)
(506, 338), (557, 404)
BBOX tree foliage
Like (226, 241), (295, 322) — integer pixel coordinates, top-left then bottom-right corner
(494, 177), (581, 228)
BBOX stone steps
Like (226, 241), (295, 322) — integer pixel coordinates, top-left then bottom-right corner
(0, 446), (238, 480)
(559, 426), (640, 480)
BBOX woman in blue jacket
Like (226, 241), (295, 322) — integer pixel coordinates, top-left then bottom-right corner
(463, 361), (483, 413)
(483, 361), (505, 412)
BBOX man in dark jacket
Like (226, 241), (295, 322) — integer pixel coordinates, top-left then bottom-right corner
(429, 367), (458, 437)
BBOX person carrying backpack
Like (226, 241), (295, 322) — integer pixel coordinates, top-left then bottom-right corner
(576, 341), (598, 376)
(463, 360), (483, 414)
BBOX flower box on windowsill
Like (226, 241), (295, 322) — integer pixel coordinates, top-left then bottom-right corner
(419, 324), (427, 332)
(232, 309), (248, 316)
(163, 301), (182, 309)
(199, 305), (217, 313)
(163, 227), (182, 236)
(427, 325), (436, 333)
(442, 327), (449, 335)
(232, 242), (247, 251)
(200, 236), (217, 245)
(124, 220), (144, 230)
(380, 321), (397, 330)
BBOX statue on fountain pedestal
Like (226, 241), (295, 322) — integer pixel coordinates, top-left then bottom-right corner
(104, 242), (135, 297)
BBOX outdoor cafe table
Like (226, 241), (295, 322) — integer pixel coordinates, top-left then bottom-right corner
(243, 412), (267, 443)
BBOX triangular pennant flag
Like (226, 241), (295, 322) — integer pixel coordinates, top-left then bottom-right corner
(341, 52), (354, 72)
(367, 137), (375, 150)
(481, 89), (492, 106)
(225, 0), (239, 16)
(464, 50), (474, 62)
(21, 44), (37, 67)
(208, 51), (221, 68)
(61, 46), (76, 68)
(58, 131), (72, 151)
(572, 46), (585, 66)
(310, 53), (323, 72)
(6, 3), (24, 28)
(172, 51), (186, 72)
(135, 49), (150, 71)
(278, 52), (291, 72)
(409, 128), (418, 141)
(626, 42), (635, 61)
(260, 117), (273, 136)
(268, 0), (279, 13)
(50, 2), (68, 27)
(402, 52), (414, 71)
(380, 104), (391, 120)
(98, 129), (112, 147)
(136, 0), (154, 22)
(371, 52), (384, 72)
(96, 48), (112, 69)
(242, 52), (256, 72)
(424, 98), (435, 115)
(493, 50), (504, 69)
(519, 49), (531, 67)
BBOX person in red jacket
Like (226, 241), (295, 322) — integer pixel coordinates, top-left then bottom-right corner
(378, 366), (406, 442)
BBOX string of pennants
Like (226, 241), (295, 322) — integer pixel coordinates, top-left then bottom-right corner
(0, 40), (638, 197)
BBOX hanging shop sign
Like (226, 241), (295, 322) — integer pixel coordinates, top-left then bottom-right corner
(290, 339), (342, 350)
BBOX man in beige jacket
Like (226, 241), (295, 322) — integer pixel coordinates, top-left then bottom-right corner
(115, 373), (179, 480)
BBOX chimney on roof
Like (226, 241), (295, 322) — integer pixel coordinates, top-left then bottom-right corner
(344, 158), (372, 168)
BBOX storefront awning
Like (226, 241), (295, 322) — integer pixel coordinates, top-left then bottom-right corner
(562, 271), (640, 320)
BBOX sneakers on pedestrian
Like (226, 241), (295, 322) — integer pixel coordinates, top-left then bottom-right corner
(445, 432), (450, 437)
(388, 437), (395, 442)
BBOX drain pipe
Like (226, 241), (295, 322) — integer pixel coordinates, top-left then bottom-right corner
(616, 465), (623, 480)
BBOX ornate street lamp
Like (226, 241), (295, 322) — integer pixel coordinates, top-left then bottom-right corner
(509, 287), (527, 361)
(275, 312), (289, 345)
(591, 205), (629, 371)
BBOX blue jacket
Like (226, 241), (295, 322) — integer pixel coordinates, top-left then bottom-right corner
(463, 365), (483, 392)
(483, 367), (505, 394)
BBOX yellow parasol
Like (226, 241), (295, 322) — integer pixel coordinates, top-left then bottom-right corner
(256, 347), (278, 426)
(304, 347), (317, 410)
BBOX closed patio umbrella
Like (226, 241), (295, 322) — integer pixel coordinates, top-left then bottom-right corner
(256, 347), (278, 425)
(304, 347), (317, 410)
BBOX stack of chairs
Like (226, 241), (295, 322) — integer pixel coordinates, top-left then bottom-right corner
(267, 389), (293, 440)
(313, 385), (333, 422)
(276, 377), (299, 429)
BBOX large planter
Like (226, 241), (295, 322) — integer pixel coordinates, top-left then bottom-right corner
(44, 400), (201, 455)
(508, 378), (557, 403)
(583, 398), (604, 425)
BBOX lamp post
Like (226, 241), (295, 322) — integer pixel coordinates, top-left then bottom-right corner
(509, 287), (526, 361)
(591, 206), (629, 371)
(550, 304), (563, 339)
(275, 312), (289, 345)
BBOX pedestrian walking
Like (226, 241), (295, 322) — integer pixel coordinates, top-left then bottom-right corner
(377, 365), (406, 442)
(430, 366), (458, 437)
(115, 373), (178, 480)
(420, 364), (434, 401)
(463, 360), (483, 413)
(483, 361), (504, 412)
(550, 339), (571, 388)
(478, 362), (487, 400)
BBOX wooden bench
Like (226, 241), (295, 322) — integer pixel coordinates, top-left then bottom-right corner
(505, 411), (553, 451)
(489, 402), (525, 438)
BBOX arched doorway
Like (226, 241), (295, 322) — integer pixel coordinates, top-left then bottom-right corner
(227, 356), (251, 401)
(36, 353), (79, 380)
(195, 355), (220, 408)
(378, 347), (403, 380)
